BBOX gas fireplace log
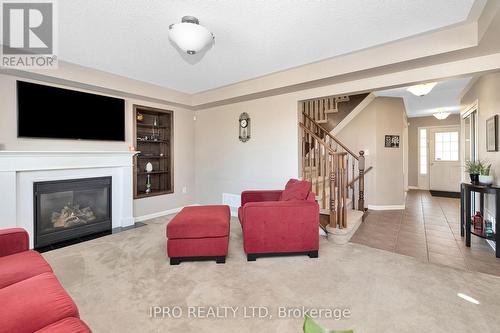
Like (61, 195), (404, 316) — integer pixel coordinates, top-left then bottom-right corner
(51, 204), (96, 228)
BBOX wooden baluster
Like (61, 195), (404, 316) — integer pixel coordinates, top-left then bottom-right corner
(346, 155), (350, 208)
(301, 104), (305, 180)
(319, 98), (324, 122)
(326, 152), (330, 212)
(315, 137), (320, 198)
(313, 100), (316, 120)
(352, 158), (356, 210)
(307, 133), (310, 168)
(321, 147), (328, 208)
(301, 127), (305, 179)
(358, 150), (365, 212)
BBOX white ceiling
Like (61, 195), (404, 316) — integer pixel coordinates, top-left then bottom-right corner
(58, 0), (476, 93)
(374, 77), (473, 117)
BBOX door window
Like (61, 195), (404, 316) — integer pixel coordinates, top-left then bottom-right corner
(435, 131), (459, 161)
(419, 128), (427, 174)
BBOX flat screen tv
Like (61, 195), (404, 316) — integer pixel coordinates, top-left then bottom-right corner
(17, 81), (125, 141)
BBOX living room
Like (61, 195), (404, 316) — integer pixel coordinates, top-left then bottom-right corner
(1, 1), (500, 332)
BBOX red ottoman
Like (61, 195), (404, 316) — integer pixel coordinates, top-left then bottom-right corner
(166, 205), (230, 265)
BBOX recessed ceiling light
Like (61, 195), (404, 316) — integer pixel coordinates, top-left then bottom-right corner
(407, 82), (437, 96)
(169, 16), (215, 55)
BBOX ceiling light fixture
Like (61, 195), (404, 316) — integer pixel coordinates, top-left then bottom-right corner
(168, 16), (214, 55)
(407, 82), (437, 97)
(433, 111), (451, 120)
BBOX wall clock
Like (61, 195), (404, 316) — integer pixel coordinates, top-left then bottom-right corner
(239, 112), (251, 142)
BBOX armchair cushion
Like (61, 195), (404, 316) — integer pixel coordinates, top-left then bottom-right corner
(279, 179), (311, 201)
(0, 228), (29, 257)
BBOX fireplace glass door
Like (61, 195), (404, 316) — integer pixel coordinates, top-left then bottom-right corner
(34, 177), (112, 248)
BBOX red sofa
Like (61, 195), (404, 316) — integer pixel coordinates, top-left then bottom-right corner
(0, 228), (91, 333)
(238, 180), (320, 261)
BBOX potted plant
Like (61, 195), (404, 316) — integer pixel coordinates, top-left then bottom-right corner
(479, 162), (493, 185)
(465, 160), (481, 183)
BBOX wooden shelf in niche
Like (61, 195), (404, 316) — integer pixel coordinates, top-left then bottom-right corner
(133, 105), (174, 199)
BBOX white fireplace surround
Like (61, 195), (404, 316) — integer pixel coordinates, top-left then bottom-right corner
(0, 151), (136, 248)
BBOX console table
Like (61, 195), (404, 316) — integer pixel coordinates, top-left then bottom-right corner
(460, 183), (499, 258)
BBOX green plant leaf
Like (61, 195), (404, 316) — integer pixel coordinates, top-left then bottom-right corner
(303, 315), (354, 333)
(303, 315), (325, 333)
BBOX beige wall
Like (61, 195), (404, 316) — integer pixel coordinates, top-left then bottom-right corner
(195, 94), (300, 208)
(407, 115), (461, 187)
(195, 95), (407, 209)
(0, 74), (196, 218)
(461, 72), (500, 182)
(372, 97), (407, 207)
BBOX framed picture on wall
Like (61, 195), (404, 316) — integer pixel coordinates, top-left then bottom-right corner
(384, 135), (400, 148)
(486, 115), (498, 152)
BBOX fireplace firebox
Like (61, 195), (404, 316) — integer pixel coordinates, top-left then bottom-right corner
(34, 177), (112, 249)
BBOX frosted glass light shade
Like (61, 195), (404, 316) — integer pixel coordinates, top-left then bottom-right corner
(169, 17), (214, 55)
(433, 112), (450, 120)
(407, 82), (437, 96)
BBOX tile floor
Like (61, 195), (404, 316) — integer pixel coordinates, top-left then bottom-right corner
(351, 190), (500, 276)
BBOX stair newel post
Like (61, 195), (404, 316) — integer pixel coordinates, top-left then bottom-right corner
(342, 154), (348, 228)
(335, 154), (342, 229)
(358, 150), (365, 212)
(329, 154), (337, 228)
(351, 156), (355, 210)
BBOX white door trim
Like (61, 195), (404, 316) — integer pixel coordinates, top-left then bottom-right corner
(418, 124), (462, 191)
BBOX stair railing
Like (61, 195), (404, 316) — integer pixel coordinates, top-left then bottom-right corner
(302, 112), (371, 215)
(300, 123), (349, 229)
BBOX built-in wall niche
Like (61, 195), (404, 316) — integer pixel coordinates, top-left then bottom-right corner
(133, 105), (174, 199)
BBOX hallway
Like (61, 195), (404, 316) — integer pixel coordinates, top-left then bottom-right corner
(351, 190), (500, 276)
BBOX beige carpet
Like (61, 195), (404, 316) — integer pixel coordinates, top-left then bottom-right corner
(43, 216), (500, 333)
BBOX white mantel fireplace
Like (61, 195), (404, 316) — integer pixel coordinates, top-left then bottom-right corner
(0, 151), (136, 248)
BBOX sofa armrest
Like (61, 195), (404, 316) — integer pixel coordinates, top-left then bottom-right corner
(0, 228), (29, 257)
(241, 190), (283, 206)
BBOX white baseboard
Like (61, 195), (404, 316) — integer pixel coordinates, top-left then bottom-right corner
(368, 204), (406, 211)
(408, 186), (420, 190)
(134, 204), (199, 222)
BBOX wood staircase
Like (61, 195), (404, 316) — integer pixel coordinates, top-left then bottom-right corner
(299, 95), (372, 233)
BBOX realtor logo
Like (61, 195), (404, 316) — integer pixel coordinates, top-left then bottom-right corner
(1, 0), (57, 68)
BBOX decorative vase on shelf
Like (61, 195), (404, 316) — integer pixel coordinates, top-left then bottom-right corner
(479, 175), (493, 185)
(485, 220), (494, 238)
(145, 162), (153, 173)
(473, 211), (483, 233)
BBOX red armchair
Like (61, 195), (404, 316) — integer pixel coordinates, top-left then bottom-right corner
(238, 181), (320, 261)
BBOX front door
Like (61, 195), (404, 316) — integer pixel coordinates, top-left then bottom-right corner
(429, 126), (461, 192)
